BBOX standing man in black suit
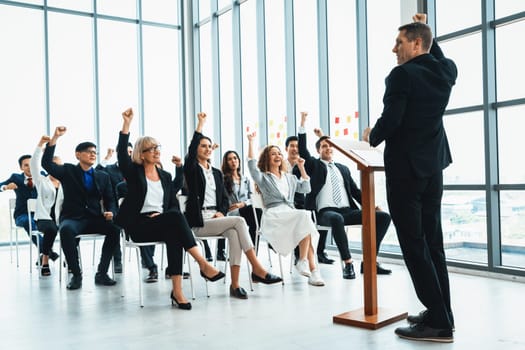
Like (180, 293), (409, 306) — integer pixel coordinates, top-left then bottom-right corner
(96, 143), (133, 273)
(42, 126), (120, 290)
(298, 112), (391, 279)
(364, 13), (457, 343)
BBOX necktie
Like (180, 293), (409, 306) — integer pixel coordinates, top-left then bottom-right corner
(328, 163), (342, 206)
(27, 177), (33, 189)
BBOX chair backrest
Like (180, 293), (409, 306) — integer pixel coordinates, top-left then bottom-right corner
(8, 197), (18, 228)
(27, 198), (37, 213)
(177, 194), (187, 213)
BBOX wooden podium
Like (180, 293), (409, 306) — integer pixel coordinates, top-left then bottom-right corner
(327, 139), (407, 330)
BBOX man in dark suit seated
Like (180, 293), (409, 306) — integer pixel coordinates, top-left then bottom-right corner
(0, 155), (58, 261)
(96, 143), (133, 273)
(298, 112), (392, 280)
(364, 13), (457, 342)
(42, 126), (120, 290)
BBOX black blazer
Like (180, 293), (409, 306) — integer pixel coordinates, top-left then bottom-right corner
(183, 131), (229, 228)
(298, 132), (362, 212)
(114, 132), (179, 230)
(369, 39), (457, 179)
(42, 144), (117, 221)
(0, 173), (37, 218)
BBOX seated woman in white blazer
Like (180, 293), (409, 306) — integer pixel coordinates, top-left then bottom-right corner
(246, 132), (324, 286)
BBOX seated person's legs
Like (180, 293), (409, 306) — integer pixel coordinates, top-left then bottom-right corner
(16, 214), (44, 253)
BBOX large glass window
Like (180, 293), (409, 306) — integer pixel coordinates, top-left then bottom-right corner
(293, 0), (319, 129)
(142, 0), (179, 25)
(440, 34), (483, 110)
(219, 11), (235, 154)
(48, 13), (95, 164)
(498, 105), (525, 184)
(496, 1), (525, 19)
(501, 191), (525, 269)
(97, 19), (139, 157)
(367, 0), (401, 127)
(198, 24), (214, 135)
(442, 190), (487, 265)
(47, 0), (92, 12)
(240, 0), (258, 158)
(326, 0), (358, 140)
(0, 6), (46, 243)
(142, 26), (181, 167)
(265, 0), (287, 148)
(443, 112), (485, 185)
(97, 0), (136, 19)
(435, 0), (480, 36)
(496, 20), (525, 102)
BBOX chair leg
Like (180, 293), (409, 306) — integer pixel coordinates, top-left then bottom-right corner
(136, 247), (144, 307)
(15, 229), (19, 268)
(29, 231), (33, 274)
(186, 252), (195, 300)
(278, 254), (285, 285)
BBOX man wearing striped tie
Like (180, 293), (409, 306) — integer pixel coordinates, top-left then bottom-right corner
(298, 112), (392, 279)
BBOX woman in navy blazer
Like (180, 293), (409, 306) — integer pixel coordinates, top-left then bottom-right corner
(116, 108), (224, 310)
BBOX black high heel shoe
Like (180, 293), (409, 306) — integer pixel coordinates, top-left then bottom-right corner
(170, 292), (192, 310)
(200, 270), (226, 282)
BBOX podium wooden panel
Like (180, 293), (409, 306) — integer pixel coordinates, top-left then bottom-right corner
(327, 139), (407, 330)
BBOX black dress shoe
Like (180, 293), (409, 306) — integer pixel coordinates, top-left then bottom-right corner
(145, 268), (158, 283)
(216, 249), (227, 261)
(230, 285), (248, 299)
(343, 262), (356, 279)
(200, 270), (226, 282)
(94, 272), (117, 286)
(251, 272), (282, 284)
(408, 310), (455, 331)
(170, 292), (192, 310)
(395, 323), (453, 343)
(360, 262), (392, 275)
(317, 252), (335, 264)
(67, 275), (82, 290)
(114, 261), (123, 274)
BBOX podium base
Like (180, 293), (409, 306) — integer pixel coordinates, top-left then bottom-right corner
(333, 307), (408, 330)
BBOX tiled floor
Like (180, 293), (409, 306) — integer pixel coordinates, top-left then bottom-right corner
(1, 243), (524, 350)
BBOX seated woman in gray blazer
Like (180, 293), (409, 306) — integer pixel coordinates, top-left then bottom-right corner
(183, 112), (282, 300)
(247, 132), (324, 286)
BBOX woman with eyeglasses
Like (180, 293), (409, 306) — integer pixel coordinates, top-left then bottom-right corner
(182, 112), (282, 300)
(116, 108), (225, 310)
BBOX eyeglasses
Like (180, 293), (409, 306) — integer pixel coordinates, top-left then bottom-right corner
(142, 145), (161, 153)
(81, 150), (98, 156)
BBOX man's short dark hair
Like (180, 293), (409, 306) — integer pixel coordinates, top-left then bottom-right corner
(75, 142), (97, 153)
(285, 136), (298, 148)
(18, 155), (31, 167)
(315, 136), (331, 152)
(398, 22), (433, 51)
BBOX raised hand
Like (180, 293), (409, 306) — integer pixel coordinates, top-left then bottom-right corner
(296, 157), (305, 168)
(247, 131), (256, 142)
(104, 148), (115, 161)
(122, 108), (133, 123)
(300, 111), (308, 127)
(212, 143), (219, 151)
(54, 126), (66, 138)
(412, 13), (427, 24)
(313, 128), (324, 138)
(171, 155), (183, 167)
(38, 135), (51, 148)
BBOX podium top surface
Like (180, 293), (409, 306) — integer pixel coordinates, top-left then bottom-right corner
(327, 139), (384, 170)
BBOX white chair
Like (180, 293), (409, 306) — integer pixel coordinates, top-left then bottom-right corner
(312, 210), (361, 268)
(177, 194), (253, 296)
(251, 192), (286, 284)
(8, 198), (22, 267)
(27, 198), (42, 275)
(56, 197), (114, 283)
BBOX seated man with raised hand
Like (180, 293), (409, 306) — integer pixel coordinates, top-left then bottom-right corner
(297, 112), (392, 279)
(0, 154), (58, 263)
(42, 126), (120, 290)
